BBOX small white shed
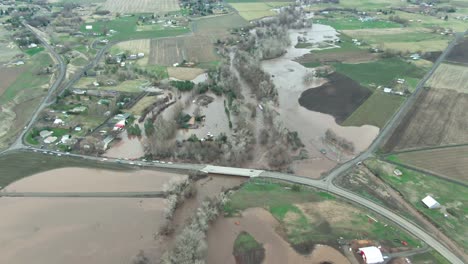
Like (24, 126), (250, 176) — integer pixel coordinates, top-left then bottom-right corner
(422, 195), (440, 209)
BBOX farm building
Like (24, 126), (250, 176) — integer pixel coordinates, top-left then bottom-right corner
(359, 246), (384, 264)
(113, 120), (126, 131)
(422, 195), (440, 209)
(383, 88), (392, 93)
(39, 130), (53, 138)
(53, 118), (64, 125)
(44, 136), (58, 144)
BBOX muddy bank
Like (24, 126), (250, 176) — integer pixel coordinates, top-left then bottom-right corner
(206, 207), (350, 264)
(3, 167), (186, 193)
(299, 72), (371, 123)
(0, 197), (166, 264)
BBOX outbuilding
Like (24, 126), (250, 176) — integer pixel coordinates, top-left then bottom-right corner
(113, 119), (126, 131)
(359, 246), (384, 264)
(53, 118), (64, 125)
(44, 136), (58, 144)
(39, 130), (53, 138)
(422, 195), (440, 209)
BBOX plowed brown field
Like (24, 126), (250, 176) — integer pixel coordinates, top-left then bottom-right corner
(384, 88), (468, 151)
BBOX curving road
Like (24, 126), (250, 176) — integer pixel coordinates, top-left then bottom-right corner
(0, 24), (465, 264)
(7, 23), (67, 151)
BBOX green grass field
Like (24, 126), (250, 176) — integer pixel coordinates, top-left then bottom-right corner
(70, 57), (88, 67)
(224, 179), (421, 250)
(81, 16), (190, 41)
(365, 158), (468, 251)
(0, 52), (52, 104)
(342, 91), (404, 128)
(315, 17), (401, 30)
(333, 58), (426, 88)
(25, 47), (45, 56)
(375, 10), (468, 32)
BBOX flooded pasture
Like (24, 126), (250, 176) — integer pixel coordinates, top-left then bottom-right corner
(0, 166), (191, 264)
(261, 24), (379, 173)
(206, 207), (350, 264)
(3, 167), (186, 193)
(0, 197), (166, 264)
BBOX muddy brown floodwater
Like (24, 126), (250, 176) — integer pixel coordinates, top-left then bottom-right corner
(104, 130), (145, 159)
(3, 167), (186, 192)
(0, 197), (166, 264)
(0, 167), (190, 264)
(172, 175), (246, 231)
(261, 24), (379, 177)
(206, 207), (350, 264)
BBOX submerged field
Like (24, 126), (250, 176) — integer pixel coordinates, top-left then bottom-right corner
(0, 164), (189, 264)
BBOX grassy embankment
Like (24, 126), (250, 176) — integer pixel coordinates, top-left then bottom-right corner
(365, 158), (468, 251)
(224, 179), (421, 252)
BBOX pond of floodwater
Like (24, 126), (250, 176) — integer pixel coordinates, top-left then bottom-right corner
(103, 129), (145, 159)
(176, 93), (233, 141)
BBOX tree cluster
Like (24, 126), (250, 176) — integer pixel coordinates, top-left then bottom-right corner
(233, 50), (278, 101)
(161, 193), (228, 264)
(324, 129), (355, 153)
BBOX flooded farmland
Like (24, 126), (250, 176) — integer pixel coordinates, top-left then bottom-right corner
(0, 197), (166, 264)
(0, 165), (190, 264)
(261, 24), (379, 176)
(3, 167), (186, 193)
(206, 207), (350, 264)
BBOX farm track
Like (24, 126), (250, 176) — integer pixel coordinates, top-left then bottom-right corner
(0, 21), (465, 264)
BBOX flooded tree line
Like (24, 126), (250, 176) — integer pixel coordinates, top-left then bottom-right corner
(144, 6), (313, 171)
